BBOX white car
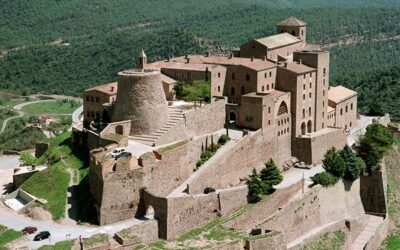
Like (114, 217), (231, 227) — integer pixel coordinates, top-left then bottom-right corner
(111, 148), (125, 158)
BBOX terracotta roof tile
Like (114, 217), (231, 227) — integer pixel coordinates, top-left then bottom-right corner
(280, 62), (316, 74)
(277, 16), (306, 26)
(328, 86), (357, 104)
(255, 33), (301, 49)
(85, 82), (117, 95)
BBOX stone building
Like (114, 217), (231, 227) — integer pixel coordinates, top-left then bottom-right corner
(80, 17), (360, 232)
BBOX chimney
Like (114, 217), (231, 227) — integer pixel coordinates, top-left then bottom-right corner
(229, 53), (234, 59)
(284, 62), (288, 68)
(297, 59), (302, 64)
(251, 57), (255, 62)
(262, 56), (267, 61)
(206, 52), (210, 57)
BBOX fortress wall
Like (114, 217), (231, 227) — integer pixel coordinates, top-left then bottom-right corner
(218, 186), (248, 216)
(99, 120), (131, 138)
(245, 231), (286, 250)
(292, 127), (347, 164)
(186, 129), (283, 194)
(141, 133), (220, 197)
(259, 179), (365, 243)
(143, 186), (250, 240)
(156, 99), (226, 146)
(166, 193), (220, 239)
(222, 181), (303, 231)
(360, 171), (387, 216)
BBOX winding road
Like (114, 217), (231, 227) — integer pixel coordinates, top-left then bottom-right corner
(0, 98), (83, 133)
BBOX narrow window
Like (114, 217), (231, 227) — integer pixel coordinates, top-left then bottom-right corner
(268, 107), (271, 113)
(309, 82), (312, 89)
(267, 85), (270, 90)
(309, 107), (311, 117)
(232, 73), (235, 80)
(262, 86), (265, 92)
(269, 71), (272, 78)
(246, 74), (250, 81)
(303, 84), (305, 90)
(346, 105), (348, 113)
(271, 83), (274, 89)
(241, 86), (245, 94)
(303, 109), (305, 119)
(351, 103), (353, 110)
(231, 87), (235, 96)
(218, 86), (221, 92)
(323, 90), (325, 96)
(218, 72), (220, 78)
(340, 108), (343, 115)
(303, 94), (305, 100)
(309, 93), (311, 98)
(264, 73), (267, 78)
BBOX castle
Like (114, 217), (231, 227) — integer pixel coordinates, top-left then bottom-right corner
(76, 17), (362, 241)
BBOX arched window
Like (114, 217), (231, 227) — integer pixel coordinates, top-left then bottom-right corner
(218, 86), (221, 92)
(307, 120), (312, 133)
(301, 122), (306, 135)
(241, 86), (245, 94)
(278, 102), (288, 116)
(115, 125), (123, 135)
(308, 107), (311, 117)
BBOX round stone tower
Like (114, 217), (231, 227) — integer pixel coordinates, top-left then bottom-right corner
(112, 69), (168, 135)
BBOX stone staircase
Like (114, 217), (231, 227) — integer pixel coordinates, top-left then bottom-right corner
(129, 107), (184, 146)
(350, 215), (384, 250)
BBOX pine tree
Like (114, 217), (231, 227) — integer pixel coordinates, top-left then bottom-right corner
(260, 159), (283, 194)
(340, 145), (365, 181)
(246, 168), (265, 202)
(322, 147), (346, 178)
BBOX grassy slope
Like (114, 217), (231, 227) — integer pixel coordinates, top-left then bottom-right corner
(0, 225), (23, 249)
(380, 142), (400, 249)
(20, 132), (90, 221)
(21, 100), (80, 115)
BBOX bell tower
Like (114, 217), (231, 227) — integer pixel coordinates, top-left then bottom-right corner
(276, 16), (307, 44)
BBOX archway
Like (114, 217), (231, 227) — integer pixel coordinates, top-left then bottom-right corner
(229, 112), (237, 125)
(277, 101), (288, 116)
(301, 122), (306, 135)
(307, 120), (312, 133)
(115, 125), (123, 135)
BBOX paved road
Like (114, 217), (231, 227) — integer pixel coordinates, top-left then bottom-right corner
(0, 206), (143, 249)
(72, 105), (83, 124)
(13, 99), (55, 111)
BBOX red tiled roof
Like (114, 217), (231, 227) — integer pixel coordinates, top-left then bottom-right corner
(85, 82), (117, 95)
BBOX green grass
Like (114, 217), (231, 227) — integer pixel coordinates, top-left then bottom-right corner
(22, 100), (80, 115)
(300, 230), (346, 250)
(39, 240), (75, 250)
(0, 227), (23, 247)
(83, 234), (109, 248)
(20, 131), (90, 221)
(21, 162), (70, 220)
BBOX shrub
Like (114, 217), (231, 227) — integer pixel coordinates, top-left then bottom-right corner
(20, 152), (37, 166)
(322, 147), (346, 178)
(311, 172), (338, 187)
(200, 150), (214, 161)
(218, 134), (230, 145)
(356, 124), (394, 174)
(367, 98), (385, 116)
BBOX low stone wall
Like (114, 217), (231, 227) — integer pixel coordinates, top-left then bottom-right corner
(222, 180), (303, 231)
(245, 231), (286, 250)
(365, 216), (389, 250)
(114, 219), (158, 246)
(99, 120), (131, 138)
(13, 170), (39, 189)
(143, 185), (249, 240)
(156, 99), (226, 146)
(35, 142), (49, 157)
(258, 179), (365, 244)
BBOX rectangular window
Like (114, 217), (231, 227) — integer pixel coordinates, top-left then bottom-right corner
(246, 74), (250, 81)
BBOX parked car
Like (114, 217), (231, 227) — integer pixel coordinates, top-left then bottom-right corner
(21, 226), (37, 235)
(111, 148), (125, 158)
(204, 187), (216, 194)
(115, 151), (132, 160)
(294, 162), (311, 169)
(34, 231), (50, 241)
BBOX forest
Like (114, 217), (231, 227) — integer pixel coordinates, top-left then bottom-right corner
(0, 0), (400, 116)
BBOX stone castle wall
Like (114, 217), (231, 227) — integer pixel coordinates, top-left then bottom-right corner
(259, 179), (365, 243)
(185, 129), (290, 194)
(155, 98), (226, 146)
(292, 127), (347, 164)
(143, 186), (248, 240)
